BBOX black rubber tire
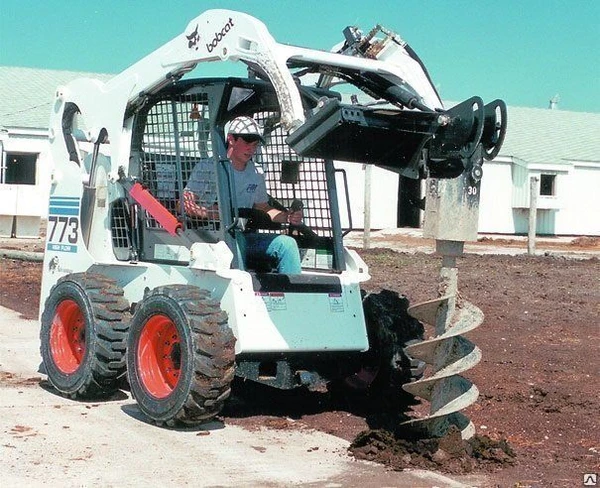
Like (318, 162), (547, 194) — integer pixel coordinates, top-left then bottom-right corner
(126, 285), (235, 426)
(40, 272), (130, 398)
(340, 289), (425, 410)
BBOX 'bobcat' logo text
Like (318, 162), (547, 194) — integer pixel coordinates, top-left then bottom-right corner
(206, 18), (234, 53)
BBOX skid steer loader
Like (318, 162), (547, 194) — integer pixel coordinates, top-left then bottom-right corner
(39, 10), (506, 427)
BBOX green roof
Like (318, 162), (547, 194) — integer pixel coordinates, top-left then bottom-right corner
(0, 66), (113, 130)
(500, 105), (600, 165)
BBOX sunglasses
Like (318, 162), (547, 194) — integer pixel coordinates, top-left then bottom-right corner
(236, 134), (262, 143)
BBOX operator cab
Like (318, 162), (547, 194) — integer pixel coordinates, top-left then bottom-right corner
(117, 77), (347, 273)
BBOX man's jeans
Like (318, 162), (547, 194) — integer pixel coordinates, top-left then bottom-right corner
(241, 233), (302, 274)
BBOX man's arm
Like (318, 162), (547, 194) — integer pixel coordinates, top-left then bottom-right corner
(253, 201), (302, 225)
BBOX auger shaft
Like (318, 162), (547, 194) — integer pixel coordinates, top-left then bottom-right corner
(434, 244), (461, 336)
(429, 241), (463, 437)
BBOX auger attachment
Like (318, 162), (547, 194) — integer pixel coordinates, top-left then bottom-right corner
(402, 143), (490, 440)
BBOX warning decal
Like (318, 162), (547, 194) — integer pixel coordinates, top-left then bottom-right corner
(328, 293), (344, 313)
(256, 291), (287, 311)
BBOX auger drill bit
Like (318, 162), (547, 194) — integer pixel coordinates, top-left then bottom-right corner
(403, 240), (483, 439)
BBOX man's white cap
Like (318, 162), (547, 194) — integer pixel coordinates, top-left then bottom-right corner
(227, 116), (265, 143)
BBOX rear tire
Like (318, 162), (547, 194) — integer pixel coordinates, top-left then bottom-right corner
(127, 285), (235, 426)
(40, 272), (130, 398)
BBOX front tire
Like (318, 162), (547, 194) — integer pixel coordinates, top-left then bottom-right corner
(127, 285), (235, 426)
(40, 272), (130, 398)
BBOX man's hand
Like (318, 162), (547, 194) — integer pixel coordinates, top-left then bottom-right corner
(183, 190), (219, 220)
(253, 202), (303, 225)
(287, 210), (303, 225)
(287, 199), (304, 225)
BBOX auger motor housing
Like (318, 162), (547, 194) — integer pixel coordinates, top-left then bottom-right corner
(424, 97), (507, 243)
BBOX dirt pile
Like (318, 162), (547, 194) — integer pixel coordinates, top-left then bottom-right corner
(350, 425), (515, 474)
(570, 236), (599, 248)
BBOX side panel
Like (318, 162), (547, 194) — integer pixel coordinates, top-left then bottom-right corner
(224, 279), (369, 354)
(88, 262), (369, 354)
(39, 193), (96, 318)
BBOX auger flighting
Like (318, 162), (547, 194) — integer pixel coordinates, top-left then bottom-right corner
(403, 238), (484, 439)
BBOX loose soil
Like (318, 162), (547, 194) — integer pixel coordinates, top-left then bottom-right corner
(1, 238), (598, 487)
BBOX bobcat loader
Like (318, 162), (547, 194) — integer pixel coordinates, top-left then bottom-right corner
(39, 9), (506, 426)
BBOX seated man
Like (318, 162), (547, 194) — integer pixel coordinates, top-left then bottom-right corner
(183, 116), (303, 274)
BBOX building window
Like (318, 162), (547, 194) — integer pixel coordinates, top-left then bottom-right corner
(539, 174), (556, 196)
(2, 152), (37, 185)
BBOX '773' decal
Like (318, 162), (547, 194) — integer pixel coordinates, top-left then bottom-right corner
(48, 215), (79, 244)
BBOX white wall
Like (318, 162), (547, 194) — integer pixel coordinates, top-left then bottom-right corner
(0, 132), (52, 237)
(478, 159), (515, 234)
(334, 161), (399, 230)
(555, 163), (600, 235)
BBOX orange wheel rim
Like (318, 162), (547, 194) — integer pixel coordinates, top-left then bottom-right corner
(137, 314), (181, 398)
(50, 299), (86, 374)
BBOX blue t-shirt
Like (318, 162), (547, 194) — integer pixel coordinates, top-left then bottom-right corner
(185, 159), (268, 209)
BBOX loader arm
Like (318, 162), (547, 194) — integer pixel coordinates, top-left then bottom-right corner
(53, 9), (449, 167)
(109, 9), (444, 124)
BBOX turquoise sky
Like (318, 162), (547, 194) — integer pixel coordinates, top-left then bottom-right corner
(1, 0), (599, 112)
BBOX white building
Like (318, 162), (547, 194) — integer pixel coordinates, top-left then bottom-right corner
(1, 66), (599, 237)
(0, 67), (111, 237)
(478, 106), (600, 235)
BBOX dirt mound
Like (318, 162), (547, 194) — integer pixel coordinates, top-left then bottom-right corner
(570, 236), (599, 248)
(349, 425), (515, 474)
(477, 236), (519, 246)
